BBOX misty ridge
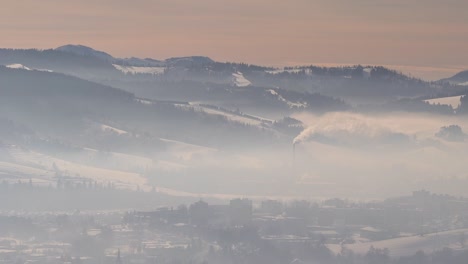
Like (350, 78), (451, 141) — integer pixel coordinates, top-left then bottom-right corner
(1, 44), (468, 264)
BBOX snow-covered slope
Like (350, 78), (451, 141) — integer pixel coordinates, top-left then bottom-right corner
(5, 63), (53, 72)
(232, 72), (252, 87)
(268, 89), (308, 109)
(2, 146), (148, 190)
(328, 228), (468, 257)
(177, 102), (273, 127)
(424, 95), (463, 109)
(113, 64), (165, 75)
(6, 63), (31, 70)
(99, 124), (129, 135)
(266, 68), (311, 75)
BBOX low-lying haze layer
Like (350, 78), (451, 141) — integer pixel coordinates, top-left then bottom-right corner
(289, 112), (468, 199)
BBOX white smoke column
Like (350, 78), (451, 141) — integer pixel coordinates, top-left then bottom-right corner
(293, 112), (397, 145)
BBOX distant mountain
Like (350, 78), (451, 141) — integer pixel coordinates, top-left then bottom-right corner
(0, 48), (119, 80)
(1, 44), (462, 116)
(166, 56), (214, 66)
(0, 46), (348, 118)
(2, 45), (468, 196)
(114, 57), (164, 67)
(55, 44), (212, 67)
(56, 44), (115, 61)
(0, 65), (129, 98)
(440, 70), (468, 86)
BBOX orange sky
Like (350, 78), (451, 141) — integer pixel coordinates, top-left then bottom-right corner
(1, 0), (467, 80)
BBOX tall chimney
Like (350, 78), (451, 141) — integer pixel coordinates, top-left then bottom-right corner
(292, 142), (296, 166)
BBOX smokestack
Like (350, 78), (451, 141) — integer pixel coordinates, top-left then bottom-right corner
(292, 142), (296, 167)
(291, 142), (299, 179)
(292, 138), (301, 177)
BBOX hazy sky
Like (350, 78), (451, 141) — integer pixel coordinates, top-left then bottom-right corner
(1, 0), (468, 80)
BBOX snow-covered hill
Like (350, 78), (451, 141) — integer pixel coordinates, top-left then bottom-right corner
(232, 72), (252, 87)
(113, 64), (166, 75)
(6, 63), (53, 72)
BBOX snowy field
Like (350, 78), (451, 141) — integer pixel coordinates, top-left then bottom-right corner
(5, 63), (53, 72)
(177, 103), (272, 127)
(113, 64), (165, 75)
(268, 89), (307, 108)
(265, 68), (313, 75)
(100, 124), (128, 135)
(232, 72), (252, 87)
(424, 95), (463, 109)
(327, 228), (468, 257)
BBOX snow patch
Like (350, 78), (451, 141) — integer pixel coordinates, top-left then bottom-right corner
(265, 69), (283, 75)
(268, 89), (279, 96)
(6, 64), (31, 70)
(100, 124), (128, 135)
(5, 64), (54, 72)
(232, 72), (252, 87)
(363, 67), (372, 79)
(424, 95), (463, 109)
(327, 228), (468, 257)
(36, 68), (54, 73)
(113, 64), (165, 75)
(181, 103), (273, 127)
(135, 98), (153, 105)
(268, 89), (307, 109)
(266, 68), (305, 75)
(5, 146), (148, 190)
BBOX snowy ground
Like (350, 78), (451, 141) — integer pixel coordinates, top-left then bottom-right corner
(265, 68), (313, 75)
(100, 124), (128, 135)
(5, 63), (53, 72)
(6, 147), (147, 190)
(232, 72), (252, 87)
(177, 103), (273, 127)
(0, 134), (217, 192)
(424, 95), (463, 109)
(327, 228), (468, 257)
(113, 64), (165, 75)
(268, 89), (307, 109)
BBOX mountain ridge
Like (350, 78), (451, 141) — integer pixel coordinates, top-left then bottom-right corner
(56, 44), (115, 61)
(1, 44), (466, 115)
(440, 69), (468, 85)
(55, 44), (214, 67)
